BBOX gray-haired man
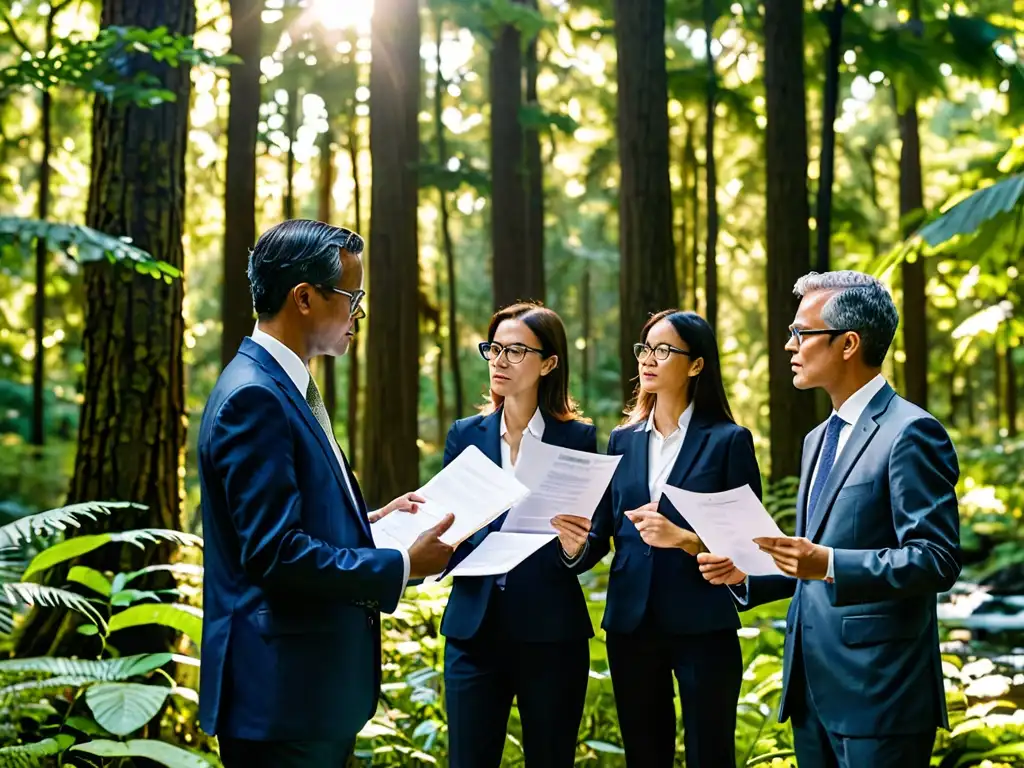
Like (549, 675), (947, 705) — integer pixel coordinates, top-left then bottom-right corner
(698, 270), (961, 767)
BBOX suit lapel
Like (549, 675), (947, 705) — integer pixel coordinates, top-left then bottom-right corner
(341, 452), (373, 541)
(806, 384), (897, 542)
(664, 415), (711, 492)
(474, 410), (505, 537)
(240, 339), (370, 538)
(796, 424), (826, 538)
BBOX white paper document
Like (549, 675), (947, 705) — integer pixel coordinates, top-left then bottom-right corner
(499, 440), (621, 534)
(444, 532), (557, 578)
(371, 445), (530, 551)
(660, 483), (786, 576)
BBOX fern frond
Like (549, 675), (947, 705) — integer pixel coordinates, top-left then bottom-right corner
(0, 654), (172, 684)
(0, 502), (142, 549)
(0, 734), (75, 767)
(0, 676), (96, 706)
(1, 583), (105, 632)
(112, 530), (203, 550)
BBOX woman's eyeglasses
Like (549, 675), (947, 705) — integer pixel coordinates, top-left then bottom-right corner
(633, 342), (691, 362)
(478, 341), (545, 364)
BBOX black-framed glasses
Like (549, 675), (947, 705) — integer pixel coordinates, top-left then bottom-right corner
(321, 286), (365, 320)
(478, 341), (545, 365)
(788, 327), (852, 348)
(633, 342), (691, 362)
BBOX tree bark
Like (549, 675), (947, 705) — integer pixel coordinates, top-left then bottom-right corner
(898, 0), (928, 408)
(490, 1), (541, 308)
(220, 0), (260, 368)
(284, 84), (299, 220)
(765, 0), (818, 481)
(364, 0), (420, 502)
(318, 124), (338, 418)
(1007, 337), (1019, 438)
(18, 0), (195, 658)
(523, 0), (545, 304)
(703, 0), (718, 333)
(434, 16), (464, 418)
(346, 125), (362, 469)
(613, 0), (677, 404)
(816, 0), (845, 274)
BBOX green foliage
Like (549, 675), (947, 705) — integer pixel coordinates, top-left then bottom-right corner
(107, 604), (203, 647)
(23, 528), (202, 580)
(71, 739), (214, 768)
(86, 683), (171, 737)
(917, 173), (1024, 249)
(0, 734), (74, 767)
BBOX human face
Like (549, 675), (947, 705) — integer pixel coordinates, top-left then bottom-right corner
(786, 290), (853, 390)
(485, 319), (556, 400)
(310, 249), (364, 357)
(637, 318), (702, 395)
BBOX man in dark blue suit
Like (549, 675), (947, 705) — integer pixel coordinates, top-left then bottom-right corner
(198, 220), (455, 767)
(699, 271), (961, 767)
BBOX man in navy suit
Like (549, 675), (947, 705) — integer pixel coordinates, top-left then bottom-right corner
(198, 220), (455, 767)
(698, 271), (961, 767)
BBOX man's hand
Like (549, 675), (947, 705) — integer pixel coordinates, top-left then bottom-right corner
(368, 492), (426, 524)
(551, 514), (591, 557)
(625, 503), (701, 554)
(696, 553), (747, 585)
(408, 514), (456, 579)
(754, 536), (830, 580)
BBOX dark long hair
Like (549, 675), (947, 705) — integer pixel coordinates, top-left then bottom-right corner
(482, 302), (585, 422)
(624, 309), (735, 426)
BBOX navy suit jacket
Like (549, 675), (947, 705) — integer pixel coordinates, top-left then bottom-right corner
(740, 383), (961, 737)
(439, 410), (597, 643)
(578, 414), (762, 635)
(197, 338), (406, 741)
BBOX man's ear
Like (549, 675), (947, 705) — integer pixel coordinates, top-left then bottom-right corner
(292, 283), (315, 315)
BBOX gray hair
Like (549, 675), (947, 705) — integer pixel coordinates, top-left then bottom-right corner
(793, 271), (899, 367)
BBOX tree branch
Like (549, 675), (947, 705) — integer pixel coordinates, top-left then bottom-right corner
(0, 7), (32, 55)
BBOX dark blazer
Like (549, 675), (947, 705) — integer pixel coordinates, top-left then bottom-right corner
(439, 410), (597, 643)
(197, 338), (405, 741)
(579, 413), (762, 635)
(740, 383), (961, 737)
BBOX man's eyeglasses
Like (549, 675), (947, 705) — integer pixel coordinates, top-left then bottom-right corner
(478, 341), (545, 365)
(633, 342), (691, 362)
(321, 286), (365, 320)
(788, 327), (852, 348)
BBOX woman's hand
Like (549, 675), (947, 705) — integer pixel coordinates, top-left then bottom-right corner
(552, 514), (591, 557)
(368, 492), (426, 524)
(625, 503), (703, 554)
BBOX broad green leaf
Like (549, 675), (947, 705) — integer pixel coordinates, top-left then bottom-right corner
(0, 734), (75, 766)
(24, 528), (203, 580)
(916, 174), (1024, 248)
(85, 682), (170, 736)
(0, 654), (172, 682)
(583, 740), (625, 754)
(77, 624), (100, 636)
(72, 739), (214, 768)
(108, 604), (203, 646)
(111, 589), (166, 607)
(67, 566), (113, 597)
(64, 715), (114, 737)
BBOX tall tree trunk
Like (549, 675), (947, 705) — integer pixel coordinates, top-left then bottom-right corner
(365, 0), (420, 501)
(898, 0), (928, 408)
(346, 125), (362, 469)
(677, 119), (690, 303)
(815, 0), (845, 273)
(19, 0), (195, 658)
(523, 0), (545, 303)
(318, 124), (338, 418)
(220, 0), (260, 368)
(690, 148), (700, 312)
(490, 2), (536, 308)
(581, 267), (591, 408)
(284, 84), (299, 220)
(703, 0), (719, 333)
(994, 342), (1003, 436)
(434, 16), (464, 418)
(765, 0), (818, 481)
(613, 0), (677, 404)
(1007, 337), (1019, 438)
(32, 5), (57, 447)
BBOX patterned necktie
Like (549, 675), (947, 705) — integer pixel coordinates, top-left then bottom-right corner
(305, 376), (339, 451)
(806, 414), (846, 529)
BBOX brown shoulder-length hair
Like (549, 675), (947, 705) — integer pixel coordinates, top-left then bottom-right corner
(624, 309), (736, 427)
(481, 302), (587, 423)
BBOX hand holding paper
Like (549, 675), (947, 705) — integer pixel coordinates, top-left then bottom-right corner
(660, 484), (786, 576)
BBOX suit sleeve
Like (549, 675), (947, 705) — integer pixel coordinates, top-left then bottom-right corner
(212, 384), (405, 612)
(830, 416), (962, 606)
(726, 426), (762, 500)
(568, 429), (618, 574)
(732, 574), (797, 611)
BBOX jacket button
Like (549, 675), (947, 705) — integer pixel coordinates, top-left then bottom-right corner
(367, 614), (376, 628)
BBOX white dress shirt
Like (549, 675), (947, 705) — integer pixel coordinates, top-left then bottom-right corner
(499, 406), (546, 471)
(818, 373), (888, 579)
(251, 326), (410, 598)
(644, 402), (695, 503)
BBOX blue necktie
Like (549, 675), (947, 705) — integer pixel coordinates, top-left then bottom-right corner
(806, 414), (846, 529)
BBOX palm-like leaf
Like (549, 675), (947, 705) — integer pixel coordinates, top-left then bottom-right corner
(0, 735), (75, 767)
(0, 676), (98, 706)
(0, 654), (172, 683)
(0, 502), (138, 549)
(916, 174), (1024, 248)
(1, 583), (105, 633)
(23, 528), (202, 580)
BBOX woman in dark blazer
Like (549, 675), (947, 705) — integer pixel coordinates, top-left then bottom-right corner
(441, 302), (597, 768)
(575, 309), (763, 767)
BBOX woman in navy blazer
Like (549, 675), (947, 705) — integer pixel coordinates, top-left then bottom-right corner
(576, 309), (762, 767)
(441, 302), (597, 768)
